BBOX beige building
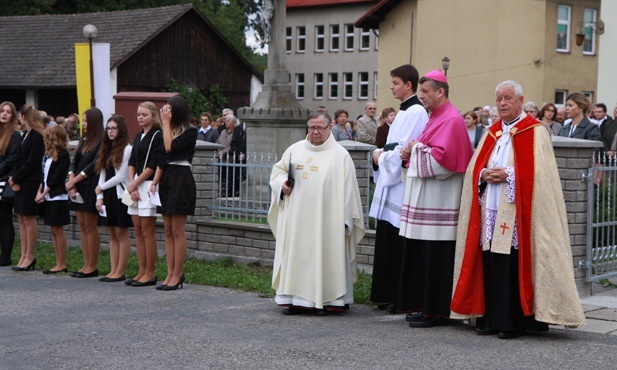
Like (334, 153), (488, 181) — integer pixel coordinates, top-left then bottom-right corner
(286, 0), (380, 117)
(356, 0), (602, 112)
(598, 1), (616, 111)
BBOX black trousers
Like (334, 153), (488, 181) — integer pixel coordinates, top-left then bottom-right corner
(370, 220), (404, 303)
(482, 250), (548, 332)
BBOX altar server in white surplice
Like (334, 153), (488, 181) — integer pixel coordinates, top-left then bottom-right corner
(268, 110), (365, 316)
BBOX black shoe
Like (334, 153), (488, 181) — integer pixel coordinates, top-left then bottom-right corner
(43, 268), (68, 274)
(104, 275), (126, 283)
(124, 278), (135, 286)
(408, 316), (449, 328)
(98, 276), (109, 282)
(131, 277), (157, 287)
(13, 258), (36, 271)
(282, 306), (300, 315)
(161, 275), (185, 291)
(155, 284), (167, 290)
(498, 330), (524, 339)
(405, 312), (424, 322)
(376, 302), (392, 310)
(316, 309), (328, 316)
(386, 303), (398, 314)
(475, 327), (499, 336)
(74, 269), (99, 278)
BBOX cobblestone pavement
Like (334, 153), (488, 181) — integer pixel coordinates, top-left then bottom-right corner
(1, 267), (617, 369)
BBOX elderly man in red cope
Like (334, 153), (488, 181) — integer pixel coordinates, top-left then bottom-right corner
(451, 80), (585, 339)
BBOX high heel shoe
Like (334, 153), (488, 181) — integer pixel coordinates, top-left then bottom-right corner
(155, 284), (167, 290)
(13, 258), (36, 271)
(43, 268), (68, 274)
(161, 275), (185, 291)
(131, 277), (157, 287)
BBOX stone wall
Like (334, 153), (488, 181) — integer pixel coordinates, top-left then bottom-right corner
(19, 137), (599, 294)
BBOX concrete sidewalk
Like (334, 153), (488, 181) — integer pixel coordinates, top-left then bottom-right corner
(578, 282), (617, 335)
(1, 267), (617, 369)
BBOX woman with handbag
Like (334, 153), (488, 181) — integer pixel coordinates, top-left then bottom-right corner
(125, 101), (162, 287)
(0, 102), (22, 266)
(65, 107), (104, 278)
(151, 96), (197, 291)
(35, 125), (71, 274)
(9, 105), (45, 271)
(95, 115), (133, 282)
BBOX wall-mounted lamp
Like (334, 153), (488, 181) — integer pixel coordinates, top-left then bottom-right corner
(441, 56), (450, 77)
(575, 20), (604, 47)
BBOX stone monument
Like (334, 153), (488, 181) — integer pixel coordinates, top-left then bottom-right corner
(237, 0), (310, 160)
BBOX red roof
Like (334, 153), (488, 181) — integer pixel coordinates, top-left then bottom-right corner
(355, 0), (403, 29)
(287, 0), (377, 8)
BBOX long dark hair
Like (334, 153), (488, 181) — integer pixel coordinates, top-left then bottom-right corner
(79, 107), (104, 153)
(0, 101), (18, 155)
(96, 115), (130, 172)
(168, 95), (191, 139)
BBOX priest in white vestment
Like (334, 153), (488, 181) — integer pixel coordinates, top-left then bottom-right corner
(268, 111), (365, 315)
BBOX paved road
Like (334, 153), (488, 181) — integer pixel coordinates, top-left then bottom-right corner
(2, 267), (617, 369)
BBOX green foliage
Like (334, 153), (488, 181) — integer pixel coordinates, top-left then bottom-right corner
(168, 79), (228, 118)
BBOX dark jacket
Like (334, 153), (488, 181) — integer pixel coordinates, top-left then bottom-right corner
(230, 123), (246, 161)
(473, 125), (486, 149)
(12, 130), (44, 184)
(158, 126), (197, 169)
(69, 139), (102, 178)
(44, 150), (70, 198)
(558, 117), (601, 141)
(197, 127), (219, 143)
(129, 129), (162, 178)
(0, 131), (21, 180)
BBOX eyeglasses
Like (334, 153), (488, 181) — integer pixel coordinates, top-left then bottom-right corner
(308, 124), (330, 132)
(106, 126), (118, 131)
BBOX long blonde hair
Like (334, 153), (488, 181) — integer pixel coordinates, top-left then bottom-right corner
(20, 104), (45, 137)
(0, 101), (18, 155)
(44, 125), (69, 161)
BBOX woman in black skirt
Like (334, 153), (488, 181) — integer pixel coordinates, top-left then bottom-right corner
(0, 101), (21, 266)
(151, 96), (197, 291)
(9, 105), (45, 271)
(35, 125), (70, 274)
(65, 108), (104, 278)
(95, 115), (133, 282)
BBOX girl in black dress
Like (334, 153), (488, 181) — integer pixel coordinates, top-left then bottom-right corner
(0, 102), (22, 266)
(151, 96), (197, 290)
(9, 105), (45, 271)
(125, 101), (162, 287)
(35, 125), (70, 274)
(95, 115), (133, 282)
(65, 108), (104, 278)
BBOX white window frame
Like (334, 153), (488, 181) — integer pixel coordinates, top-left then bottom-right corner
(343, 72), (353, 100)
(295, 73), (305, 99)
(315, 25), (325, 52)
(344, 24), (354, 51)
(582, 9), (597, 55)
(296, 26), (306, 53)
(374, 72), (378, 100)
(358, 72), (369, 99)
(330, 25), (340, 52)
(375, 31), (379, 50)
(555, 89), (568, 106)
(583, 91), (594, 103)
(329, 73), (338, 99)
(360, 28), (370, 50)
(314, 73), (324, 99)
(286, 27), (292, 53)
(557, 5), (571, 53)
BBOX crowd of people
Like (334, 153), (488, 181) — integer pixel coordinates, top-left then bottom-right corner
(269, 64), (589, 340)
(0, 96), (198, 291)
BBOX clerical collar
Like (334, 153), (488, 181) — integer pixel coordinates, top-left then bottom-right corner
(199, 126), (211, 134)
(502, 114), (523, 126)
(400, 94), (417, 111)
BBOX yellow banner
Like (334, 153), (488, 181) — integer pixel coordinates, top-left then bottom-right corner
(75, 43), (91, 134)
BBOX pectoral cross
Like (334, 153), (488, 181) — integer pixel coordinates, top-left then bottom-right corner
(499, 222), (510, 235)
(296, 157), (319, 180)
